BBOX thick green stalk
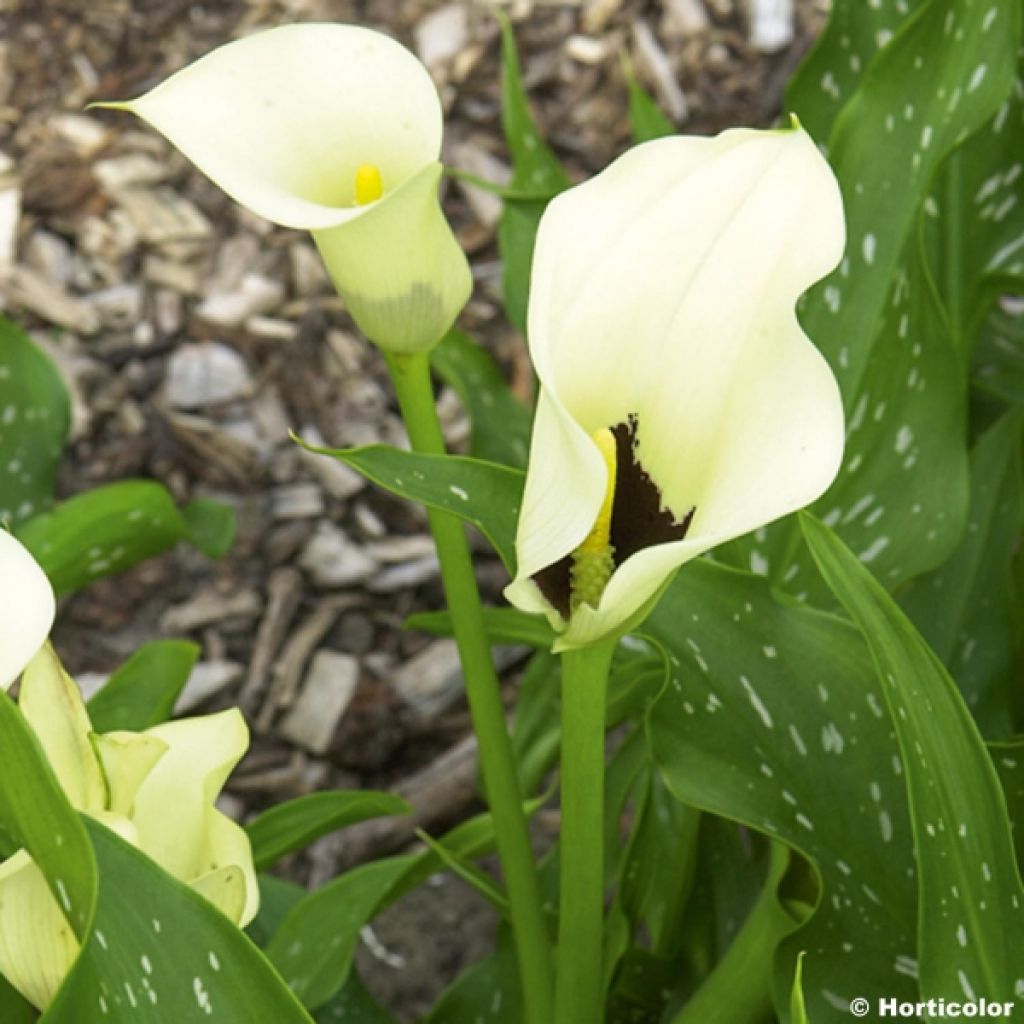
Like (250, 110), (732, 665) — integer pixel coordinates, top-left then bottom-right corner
(556, 638), (616, 1024)
(384, 352), (553, 1024)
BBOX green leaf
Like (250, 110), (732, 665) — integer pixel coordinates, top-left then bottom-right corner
(296, 441), (523, 573)
(16, 480), (229, 595)
(670, 843), (800, 1024)
(900, 409), (1024, 736)
(990, 738), (1024, 869)
(247, 791), (411, 872)
(785, 0), (926, 142)
(405, 606), (555, 649)
(181, 498), (236, 558)
(313, 971), (396, 1024)
(0, 975), (35, 1024)
(423, 926), (521, 1024)
(623, 58), (674, 143)
(802, 513), (1024, 1005)
(790, 951), (810, 1024)
(618, 771), (699, 959)
(265, 857), (415, 1011)
(645, 559), (918, 1022)
(753, 0), (1022, 597)
(975, 304), (1024, 407)
(44, 820), (314, 1023)
(0, 689), (96, 943)
(431, 330), (531, 469)
(0, 317), (71, 527)
(86, 641), (199, 733)
(496, 13), (570, 331)
(413, 828), (508, 915)
(799, 0), (1018, 401)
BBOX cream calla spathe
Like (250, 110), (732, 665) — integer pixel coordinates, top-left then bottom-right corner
(101, 24), (471, 353)
(0, 531), (55, 689)
(505, 124), (846, 652)
(0, 644), (258, 1009)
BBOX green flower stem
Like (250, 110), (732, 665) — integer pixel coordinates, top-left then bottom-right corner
(556, 638), (616, 1024)
(384, 351), (553, 1024)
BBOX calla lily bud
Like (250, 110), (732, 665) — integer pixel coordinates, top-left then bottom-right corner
(99, 24), (471, 353)
(0, 644), (258, 1009)
(0, 530), (55, 690)
(505, 123), (846, 652)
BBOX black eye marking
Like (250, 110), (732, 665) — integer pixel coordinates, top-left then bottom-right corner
(531, 413), (695, 620)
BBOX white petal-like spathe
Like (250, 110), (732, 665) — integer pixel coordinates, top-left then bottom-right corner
(508, 125), (845, 648)
(19, 645), (107, 812)
(132, 710), (252, 886)
(105, 24), (471, 352)
(0, 852), (79, 1010)
(115, 24), (441, 230)
(0, 532), (55, 690)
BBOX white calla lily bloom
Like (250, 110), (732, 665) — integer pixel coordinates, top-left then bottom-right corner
(0, 645), (258, 1009)
(505, 124), (846, 652)
(0, 531), (55, 690)
(101, 24), (470, 353)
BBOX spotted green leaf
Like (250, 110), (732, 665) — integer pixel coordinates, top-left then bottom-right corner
(745, 0), (1022, 596)
(899, 409), (1024, 736)
(16, 480), (234, 595)
(298, 441), (523, 573)
(0, 318), (70, 528)
(44, 820), (314, 1024)
(802, 513), (1024, 1007)
(645, 559), (918, 1022)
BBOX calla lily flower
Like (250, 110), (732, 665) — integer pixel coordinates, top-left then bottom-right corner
(0, 530), (55, 689)
(505, 124), (845, 652)
(0, 644), (258, 1009)
(100, 23), (471, 353)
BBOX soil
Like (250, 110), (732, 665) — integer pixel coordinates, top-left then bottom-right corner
(0, 0), (825, 1017)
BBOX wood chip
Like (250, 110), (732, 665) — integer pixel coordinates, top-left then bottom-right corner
(279, 649), (360, 755)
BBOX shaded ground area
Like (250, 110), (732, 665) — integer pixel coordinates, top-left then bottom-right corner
(0, 0), (824, 1016)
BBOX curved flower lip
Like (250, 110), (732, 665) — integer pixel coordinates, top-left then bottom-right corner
(0, 531), (55, 689)
(95, 23), (443, 231)
(506, 123), (846, 651)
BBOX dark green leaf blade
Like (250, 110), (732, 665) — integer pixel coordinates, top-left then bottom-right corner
(296, 441), (524, 573)
(900, 409), (1024, 736)
(18, 480), (191, 595)
(802, 513), (1024, 1004)
(44, 819), (314, 1024)
(86, 641), (199, 733)
(247, 791), (410, 872)
(496, 14), (570, 331)
(0, 318), (71, 527)
(430, 330), (531, 469)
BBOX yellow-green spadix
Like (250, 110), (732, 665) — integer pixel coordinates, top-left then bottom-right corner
(0, 530), (55, 689)
(97, 24), (471, 353)
(504, 124), (846, 652)
(0, 641), (258, 1009)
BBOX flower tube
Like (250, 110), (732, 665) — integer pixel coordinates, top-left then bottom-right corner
(0, 530), (55, 689)
(100, 24), (471, 353)
(505, 123), (846, 651)
(0, 641), (258, 1009)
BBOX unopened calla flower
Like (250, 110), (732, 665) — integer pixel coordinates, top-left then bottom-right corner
(505, 124), (845, 651)
(99, 24), (471, 353)
(0, 644), (258, 1009)
(0, 530), (55, 689)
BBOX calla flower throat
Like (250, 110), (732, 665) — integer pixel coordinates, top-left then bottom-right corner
(540, 416), (696, 618)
